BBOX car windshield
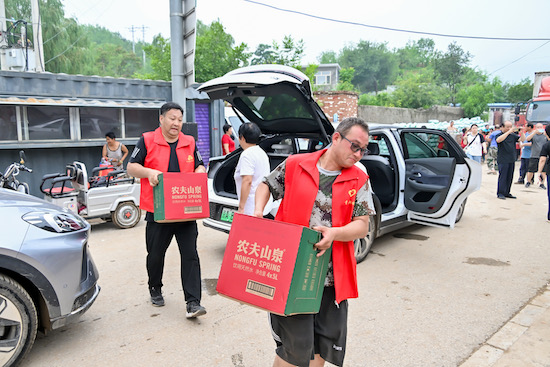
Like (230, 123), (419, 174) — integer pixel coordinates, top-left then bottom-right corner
(527, 101), (550, 123)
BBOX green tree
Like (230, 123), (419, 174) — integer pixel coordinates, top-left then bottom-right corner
(507, 78), (533, 103)
(392, 69), (444, 109)
(6, 0), (90, 73)
(195, 20), (249, 82)
(338, 40), (398, 93)
(456, 83), (494, 118)
(303, 64), (319, 90)
(337, 67), (356, 91)
(396, 38), (435, 71)
(358, 92), (395, 107)
(137, 34), (172, 80)
(89, 44), (142, 78)
(250, 35), (304, 68)
(433, 42), (472, 105)
(250, 43), (276, 65)
(318, 51), (337, 64)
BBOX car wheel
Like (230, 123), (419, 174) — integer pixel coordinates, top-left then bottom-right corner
(112, 202), (141, 229)
(354, 214), (378, 264)
(0, 274), (38, 367)
(455, 198), (467, 223)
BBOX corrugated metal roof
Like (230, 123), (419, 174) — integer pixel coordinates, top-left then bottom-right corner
(0, 96), (165, 108)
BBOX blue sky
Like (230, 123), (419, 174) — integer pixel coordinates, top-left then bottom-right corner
(62, 0), (550, 84)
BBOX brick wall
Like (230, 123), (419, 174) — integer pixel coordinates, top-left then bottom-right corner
(314, 91), (359, 123)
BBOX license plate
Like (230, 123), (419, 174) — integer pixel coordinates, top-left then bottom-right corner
(220, 207), (236, 223)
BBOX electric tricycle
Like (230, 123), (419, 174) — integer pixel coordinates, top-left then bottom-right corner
(40, 162), (141, 229)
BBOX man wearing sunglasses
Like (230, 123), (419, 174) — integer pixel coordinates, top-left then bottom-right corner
(254, 117), (376, 367)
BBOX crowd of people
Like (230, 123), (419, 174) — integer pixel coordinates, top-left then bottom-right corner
(448, 120), (550, 221)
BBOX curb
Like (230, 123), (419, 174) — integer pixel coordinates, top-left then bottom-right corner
(460, 282), (550, 366)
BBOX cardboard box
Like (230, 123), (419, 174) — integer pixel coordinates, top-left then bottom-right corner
(216, 213), (331, 316)
(153, 172), (209, 222)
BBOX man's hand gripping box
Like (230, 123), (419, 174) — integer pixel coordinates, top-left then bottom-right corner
(216, 213), (331, 316)
(153, 172), (209, 222)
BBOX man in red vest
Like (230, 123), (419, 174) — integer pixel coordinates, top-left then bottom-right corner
(254, 117), (376, 367)
(127, 102), (207, 318)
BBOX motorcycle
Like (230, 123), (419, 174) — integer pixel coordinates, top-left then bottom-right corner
(0, 151), (32, 194)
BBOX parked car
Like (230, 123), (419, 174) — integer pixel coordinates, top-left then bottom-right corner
(0, 188), (100, 366)
(198, 65), (482, 263)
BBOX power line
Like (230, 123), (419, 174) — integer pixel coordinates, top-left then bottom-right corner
(45, 32), (86, 65)
(490, 41), (550, 75)
(243, 0), (550, 41)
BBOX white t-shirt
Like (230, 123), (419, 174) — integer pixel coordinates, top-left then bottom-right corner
(465, 133), (484, 157)
(234, 145), (271, 215)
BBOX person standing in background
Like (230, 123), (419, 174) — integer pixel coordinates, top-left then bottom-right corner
(496, 121), (522, 199)
(102, 132), (129, 169)
(516, 124), (533, 184)
(234, 123), (270, 215)
(462, 124), (486, 163)
(486, 126), (501, 174)
(536, 124), (550, 222)
(222, 124), (235, 156)
(524, 123), (549, 189)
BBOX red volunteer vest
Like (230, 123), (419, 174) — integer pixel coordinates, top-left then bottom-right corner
(275, 149), (368, 304)
(140, 127), (196, 212)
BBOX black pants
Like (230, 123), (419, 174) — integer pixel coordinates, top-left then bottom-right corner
(519, 157), (529, 180)
(497, 162), (515, 196)
(145, 219), (201, 303)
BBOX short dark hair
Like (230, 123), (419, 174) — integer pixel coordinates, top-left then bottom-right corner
(160, 102), (183, 116)
(335, 117), (369, 136)
(223, 124), (232, 133)
(238, 122), (262, 144)
(546, 124), (550, 137)
(105, 131), (116, 139)
(527, 123), (534, 128)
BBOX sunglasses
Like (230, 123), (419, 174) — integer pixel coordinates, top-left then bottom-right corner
(341, 134), (369, 155)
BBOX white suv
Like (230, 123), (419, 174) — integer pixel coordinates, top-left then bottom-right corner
(198, 65), (481, 263)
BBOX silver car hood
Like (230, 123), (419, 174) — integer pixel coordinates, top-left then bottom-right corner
(0, 188), (63, 212)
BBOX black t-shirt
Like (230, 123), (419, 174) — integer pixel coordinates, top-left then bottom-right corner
(129, 135), (204, 221)
(496, 132), (519, 164)
(540, 141), (550, 175)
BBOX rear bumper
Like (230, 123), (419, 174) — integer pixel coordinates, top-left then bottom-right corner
(203, 217), (231, 233)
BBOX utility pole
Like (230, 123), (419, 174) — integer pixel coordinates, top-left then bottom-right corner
(0, 0), (7, 70)
(170, 0), (196, 115)
(128, 25), (137, 53)
(30, 0), (44, 71)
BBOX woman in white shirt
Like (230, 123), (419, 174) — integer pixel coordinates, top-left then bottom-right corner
(234, 123), (271, 215)
(462, 124), (486, 163)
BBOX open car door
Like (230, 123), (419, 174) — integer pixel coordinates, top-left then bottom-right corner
(400, 129), (481, 228)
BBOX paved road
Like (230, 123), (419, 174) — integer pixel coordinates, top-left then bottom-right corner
(23, 164), (550, 366)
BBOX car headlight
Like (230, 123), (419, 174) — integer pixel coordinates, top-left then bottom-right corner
(22, 210), (87, 233)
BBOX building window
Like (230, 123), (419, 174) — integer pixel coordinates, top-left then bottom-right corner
(0, 105), (17, 141)
(26, 106), (70, 140)
(80, 107), (121, 139)
(315, 71), (331, 85)
(124, 109), (159, 137)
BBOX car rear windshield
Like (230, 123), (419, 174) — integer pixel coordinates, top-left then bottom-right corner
(239, 94), (312, 121)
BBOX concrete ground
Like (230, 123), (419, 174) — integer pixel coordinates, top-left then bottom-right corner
(22, 162), (550, 366)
